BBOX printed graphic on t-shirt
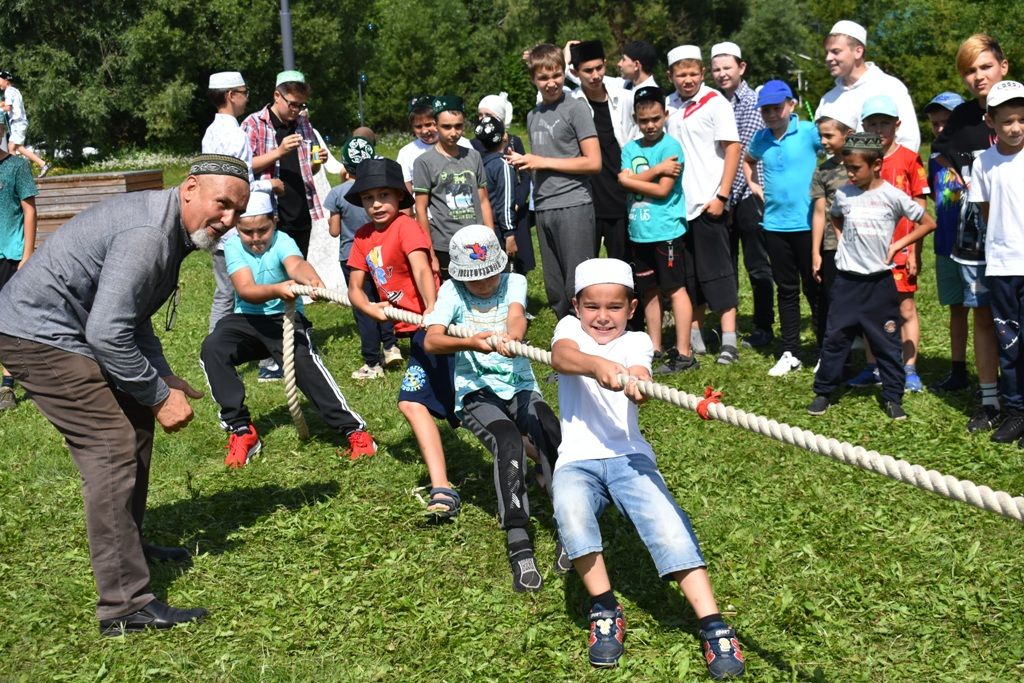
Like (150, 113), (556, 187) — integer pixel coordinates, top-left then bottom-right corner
(627, 154), (652, 222)
(953, 151), (987, 265)
(365, 246), (403, 304)
(439, 169), (478, 220)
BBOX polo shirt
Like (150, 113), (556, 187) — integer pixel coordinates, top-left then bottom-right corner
(746, 114), (822, 232)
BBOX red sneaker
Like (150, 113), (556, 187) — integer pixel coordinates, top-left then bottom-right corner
(225, 424), (261, 468)
(344, 429), (377, 460)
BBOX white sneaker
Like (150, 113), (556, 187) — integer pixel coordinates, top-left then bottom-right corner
(768, 351), (802, 377)
(382, 345), (403, 369)
(351, 364), (384, 380)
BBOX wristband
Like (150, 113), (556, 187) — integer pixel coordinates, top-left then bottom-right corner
(716, 193), (729, 204)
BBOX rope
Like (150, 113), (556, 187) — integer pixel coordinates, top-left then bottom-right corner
(282, 284), (1024, 524)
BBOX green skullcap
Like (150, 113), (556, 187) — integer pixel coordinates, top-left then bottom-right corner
(432, 94), (464, 115)
(188, 154), (249, 181)
(843, 132), (884, 153)
(342, 136), (377, 173)
(276, 70), (306, 86)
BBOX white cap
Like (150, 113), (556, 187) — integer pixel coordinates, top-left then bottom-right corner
(574, 258), (634, 295)
(986, 80), (1024, 109)
(667, 45), (702, 66)
(478, 92), (514, 128)
(241, 191), (274, 218)
(711, 42), (742, 60)
(816, 103), (858, 131)
(829, 20), (867, 47)
(208, 71), (245, 89)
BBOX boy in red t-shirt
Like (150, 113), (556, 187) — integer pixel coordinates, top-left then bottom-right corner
(849, 95), (931, 392)
(346, 158), (462, 519)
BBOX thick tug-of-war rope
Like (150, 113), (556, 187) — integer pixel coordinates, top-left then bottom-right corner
(284, 285), (1024, 524)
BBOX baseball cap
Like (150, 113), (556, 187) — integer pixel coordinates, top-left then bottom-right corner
(829, 20), (867, 46)
(574, 258), (634, 295)
(923, 91), (965, 113)
(986, 80), (1024, 110)
(447, 225), (508, 282)
(861, 95), (899, 120)
(756, 80), (794, 108)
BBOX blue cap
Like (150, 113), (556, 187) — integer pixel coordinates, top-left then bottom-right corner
(861, 95), (899, 120)
(756, 80), (793, 108)
(924, 91), (964, 113)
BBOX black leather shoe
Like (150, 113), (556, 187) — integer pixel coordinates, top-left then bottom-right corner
(142, 542), (191, 564)
(99, 598), (207, 636)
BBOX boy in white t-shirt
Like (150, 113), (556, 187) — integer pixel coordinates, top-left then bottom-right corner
(664, 46), (741, 364)
(550, 258), (745, 678)
(967, 80), (1024, 445)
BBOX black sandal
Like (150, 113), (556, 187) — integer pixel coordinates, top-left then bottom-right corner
(426, 486), (461, 520)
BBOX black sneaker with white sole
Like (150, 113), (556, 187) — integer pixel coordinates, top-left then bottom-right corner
(884, 401), (907, 420)
(966, 404), (1001, 433)
(509, 548), (543, 592)
(991, 411), (1024, 443)
(807, 395), (830, 415)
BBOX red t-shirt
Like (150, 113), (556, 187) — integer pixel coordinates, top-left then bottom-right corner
(880, 145), (929, 263)
(347, 214), (440, 334)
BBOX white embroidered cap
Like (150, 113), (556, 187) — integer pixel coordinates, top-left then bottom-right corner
(829, 20), (867, 47)
(574, 258), (634, 295)
(241, 191), (274, 218)
(711, 42), (742, 60)
(208, 71), (245, 89)
(667, 45), (702, 66)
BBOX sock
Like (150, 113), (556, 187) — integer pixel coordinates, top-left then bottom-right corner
(507, 528), (531, 556)
(590, 590), (618, 612)
(951, 360), (968, 379)
(699, 613), (726, 632)
(1, 375), (13, 388)
(904, 363), (917, 374)
(690, 327), (706, 354)
(980, 382), (1000, 409)
(721, 332), (737, 349)
(232, 423), (252, 435)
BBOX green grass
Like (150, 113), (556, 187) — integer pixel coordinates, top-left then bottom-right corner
(2, 166), (1024, 682)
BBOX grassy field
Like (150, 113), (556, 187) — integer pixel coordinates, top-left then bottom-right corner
(2, 156), (1023, 682)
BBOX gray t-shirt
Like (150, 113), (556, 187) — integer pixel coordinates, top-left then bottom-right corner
(324, 180), (369, 262)
(831, 181), (924, 275)
(412, 146), (487, 252)
(527, 95), (597, 210)
(0, 188), (190, 406)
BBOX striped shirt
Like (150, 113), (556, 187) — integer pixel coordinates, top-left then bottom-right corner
(241, 106), (324, 220)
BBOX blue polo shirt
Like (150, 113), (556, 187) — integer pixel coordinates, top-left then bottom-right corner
(224, 230), (304, 316)
(747, 114), (821, 232)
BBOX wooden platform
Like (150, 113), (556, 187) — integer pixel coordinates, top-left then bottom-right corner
(35, 169), (164, 246)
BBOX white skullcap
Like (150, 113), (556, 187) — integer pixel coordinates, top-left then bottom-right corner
(667, 45), (702, 66)
(711, 42), (742, 60)
(241, 191), (274, 218)
(478, 92), (514, 128)
(829, 20), (867, 47)
(574, 258), (634, 295)
(208, 71), (245, 89)
(815, 103), (859, 131)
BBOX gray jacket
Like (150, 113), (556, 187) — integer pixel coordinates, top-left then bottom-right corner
(0, 188), (193, 406)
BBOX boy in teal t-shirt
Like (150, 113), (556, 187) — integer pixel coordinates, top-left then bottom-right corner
(618, 85), (697, 373)
(0, 115), (37, 411)
(200, 193), (375, 468)
(424, 224), (561, 593)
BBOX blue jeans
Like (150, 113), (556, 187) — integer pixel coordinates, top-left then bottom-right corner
(552, 454), (705, 578)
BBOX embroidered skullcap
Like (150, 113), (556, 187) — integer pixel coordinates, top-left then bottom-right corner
(188, 154), (248, 181)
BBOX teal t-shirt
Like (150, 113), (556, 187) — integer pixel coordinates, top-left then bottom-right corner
(620, 134), (687, 243)
(224, 230), (303, 315)
(0, 154), (38, 260)
(422, 273), (537, 416)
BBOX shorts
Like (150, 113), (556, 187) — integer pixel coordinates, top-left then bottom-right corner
(960, 263), (991, 308)
(398, 329), (459, 428)
(891, 263), (917, 293)
(551, 453), (706, 579)
(682, 211), (737, 312)
(8, 122), (27, 145)
(632, 234), (689, 294)
(0, 258), (18, 290)
(934, 254), (964, 306)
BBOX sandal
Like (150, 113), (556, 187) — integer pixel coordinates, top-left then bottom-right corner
(426, 486), (461, 520)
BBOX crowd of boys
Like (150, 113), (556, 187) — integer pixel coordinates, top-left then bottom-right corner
(1, 20), (1022, 682)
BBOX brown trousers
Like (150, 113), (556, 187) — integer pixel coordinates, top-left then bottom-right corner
(0, 334), (155, 620)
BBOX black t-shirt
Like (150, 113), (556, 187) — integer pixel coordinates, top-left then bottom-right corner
(931, 99), (996, 263)
(587, 98), (627, 219)
(269, 109), (311, 232)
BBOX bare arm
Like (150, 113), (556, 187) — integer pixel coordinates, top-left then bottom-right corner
(328, 213), (342, 238)
(700, 140), (740, 215)
(423, 324), (493, 354)
(414, 194), (432, 244)
(618, 171), (675, 199)
(478, 186), (494, 228)
(811, 198), (826, 282)
(507, 136), (601, 175)
(408, 249), (437, 312)
(19, 197), (36, 266)
(628, 156), (680, 183)
(252, 133), (303, 174)
(888, 211), (936, 262)
(282, 255), (325, 290)
(348, 268), (388, 322)
(551, 338), (630, 391)
(229, 267), (297, 305)
(743, 153), (763, 201)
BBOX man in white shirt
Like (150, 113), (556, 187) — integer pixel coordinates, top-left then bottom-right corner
(814, 20), (920, 151)
(0, 70), (51, 176)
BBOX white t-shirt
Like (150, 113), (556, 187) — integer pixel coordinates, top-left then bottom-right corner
(552, 316), (655, 469)
(969, 146), (1024, 276)
(665, 84), (739, 220)
(815, 63), (921, 152)
(396, 137), (472, 183)
(3, 85), (27, 128)
(831, 181), (924, 275)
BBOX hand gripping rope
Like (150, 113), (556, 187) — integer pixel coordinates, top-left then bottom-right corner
(283, 286), (1024, 524)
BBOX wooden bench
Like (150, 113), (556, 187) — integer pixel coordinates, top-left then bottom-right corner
(35, 169), (164, 246)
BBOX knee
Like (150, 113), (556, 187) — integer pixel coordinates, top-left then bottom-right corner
(487, 419), (523, 461)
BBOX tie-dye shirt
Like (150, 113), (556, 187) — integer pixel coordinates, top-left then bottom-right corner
(928, 155), (966, 257)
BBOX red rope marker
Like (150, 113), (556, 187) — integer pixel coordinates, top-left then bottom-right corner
(695, 386), (723, 420)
